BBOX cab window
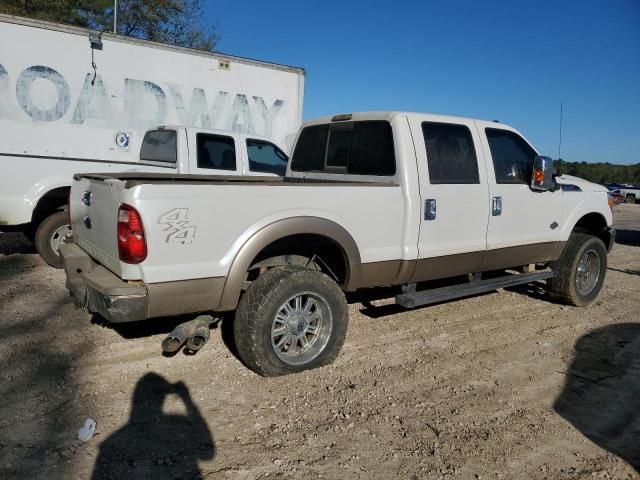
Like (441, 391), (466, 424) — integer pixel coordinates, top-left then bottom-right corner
(247, 140), (288, 176)
(485, 128), (536, 184)
(196, 133), (236, 171)
(422, 122), (479, 184)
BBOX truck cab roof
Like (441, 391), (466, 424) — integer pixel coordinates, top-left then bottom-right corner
(302, 111), (518, 131)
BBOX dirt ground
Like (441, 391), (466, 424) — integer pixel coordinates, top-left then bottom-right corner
(0, 205), (638, 480)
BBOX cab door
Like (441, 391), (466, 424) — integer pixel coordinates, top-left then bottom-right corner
(478, 124), (563, 268)
(408, 116), (491, 282)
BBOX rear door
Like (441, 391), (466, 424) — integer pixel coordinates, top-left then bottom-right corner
(479, 124), (563, 267)
(408, 116), (490, 281)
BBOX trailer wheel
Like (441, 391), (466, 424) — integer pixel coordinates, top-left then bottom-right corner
(35, 211), (71, 268)
(234, 266), (348, 377)
(547, 233), (607, 307)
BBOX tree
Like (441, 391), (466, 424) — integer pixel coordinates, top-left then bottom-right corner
(0, 0), (218, 50)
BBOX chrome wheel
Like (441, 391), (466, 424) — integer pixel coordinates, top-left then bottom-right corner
(49, 223), (72, 255)
(271, 292), (333, 366)
(575, 249), (601, 296)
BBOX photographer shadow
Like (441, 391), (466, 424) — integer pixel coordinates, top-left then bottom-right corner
(92, 372), (215, 479)
(554, 323), (639, 471)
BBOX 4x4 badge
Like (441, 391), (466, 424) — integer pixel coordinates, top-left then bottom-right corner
(158, 208), (197, 244)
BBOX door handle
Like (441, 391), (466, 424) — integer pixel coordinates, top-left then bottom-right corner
(492, 196), (502, 216)
(424, 199), (436, 220)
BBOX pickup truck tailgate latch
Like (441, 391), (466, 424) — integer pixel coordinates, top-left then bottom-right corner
(424, 199), (437, 220)
(492, 196), (502, 216)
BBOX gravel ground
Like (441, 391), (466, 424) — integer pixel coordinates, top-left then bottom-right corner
(0, 205), (638, 480)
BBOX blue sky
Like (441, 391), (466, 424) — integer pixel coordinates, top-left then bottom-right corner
(205, 0), (640, 164)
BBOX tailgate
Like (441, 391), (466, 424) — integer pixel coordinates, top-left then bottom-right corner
(70, 176), (125, 275)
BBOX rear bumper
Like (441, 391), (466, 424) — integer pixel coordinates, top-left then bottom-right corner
(60, 243), (147, 322)
(60, 243), (228, 322)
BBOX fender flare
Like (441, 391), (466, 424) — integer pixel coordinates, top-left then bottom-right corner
(217, 217), (362, 310)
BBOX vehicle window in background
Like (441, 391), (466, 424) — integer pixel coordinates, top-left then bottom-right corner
(140, 130), (177, 163)
(485, 128), (536, 184)
(196, 134), (236, 171)
(291, 121), (395, 176)
(422, 122), (479, 184)
(247, 140), (288, 176)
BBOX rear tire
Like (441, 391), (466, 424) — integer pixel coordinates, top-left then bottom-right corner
(547, 233), (607, 306)
(625, 195), (636, 204)
(35, 211), (71, 269)
(234, 266), (348, 377)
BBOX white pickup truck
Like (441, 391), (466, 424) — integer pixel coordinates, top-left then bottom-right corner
(61, 112), (615, 376)
(1, 126), (288, 267)
(614, 186), (640, 204)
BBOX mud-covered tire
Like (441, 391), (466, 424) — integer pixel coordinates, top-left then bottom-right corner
(234, 266), (348, 377)
(35, 211), (71, 269)
(547, 233), (607, 307)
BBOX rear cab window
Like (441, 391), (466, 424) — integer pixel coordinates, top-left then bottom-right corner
(196, 133), (236, 171)
(140, 130), (177, 164)
(291, 121), (396, 177)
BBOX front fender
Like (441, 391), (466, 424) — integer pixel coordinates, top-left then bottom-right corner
(559, 193), (613, 241)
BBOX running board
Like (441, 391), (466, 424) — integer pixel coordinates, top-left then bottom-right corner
(395, 271), (554, 309)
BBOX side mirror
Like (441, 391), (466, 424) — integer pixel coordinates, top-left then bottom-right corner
(530, 155), (557, 191)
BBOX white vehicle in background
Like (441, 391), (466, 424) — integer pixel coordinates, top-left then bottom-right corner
(615, 187), (640, 204)
(0, 14), (304, 265)
(2, 125), (289, 267)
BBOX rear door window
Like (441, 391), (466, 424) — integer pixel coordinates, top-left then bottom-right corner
(196, 133), (236, 171)
(291, 121), (395, 176)
(422, 122), (479, 184)
(485, 128), (536, 184)
(247, 139), (288, 176)
(140, 130), (177, 163)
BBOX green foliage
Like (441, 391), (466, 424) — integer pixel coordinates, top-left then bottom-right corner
(556, 159), (640, 185)
(0, 0), (218, 50)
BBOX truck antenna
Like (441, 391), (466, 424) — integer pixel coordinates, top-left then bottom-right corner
(558, 100), (563, 160)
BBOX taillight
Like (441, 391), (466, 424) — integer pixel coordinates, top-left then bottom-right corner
(117, 204), (147, 263)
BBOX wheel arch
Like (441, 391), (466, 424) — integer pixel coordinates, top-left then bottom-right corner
(31, 185), (70, 227)
(217, 217), (362, 310)
(570, 212), (613, 250)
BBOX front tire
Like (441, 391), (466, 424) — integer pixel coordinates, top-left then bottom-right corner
(35, 211), (71, 268)
(234, 266), (348, 377)
(547, 233), (607, 306)
(625, 195), (636, 204)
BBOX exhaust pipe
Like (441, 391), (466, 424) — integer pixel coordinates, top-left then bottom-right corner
(185, 320), (211, 352)
(161, 315), (214, 354)
(161, 321), (196, 353)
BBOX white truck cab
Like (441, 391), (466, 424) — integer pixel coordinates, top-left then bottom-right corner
(0, 125), (288, 267)
(139, 126), (289, 177)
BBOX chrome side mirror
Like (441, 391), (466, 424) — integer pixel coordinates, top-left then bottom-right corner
(531, 155), (557, 191)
